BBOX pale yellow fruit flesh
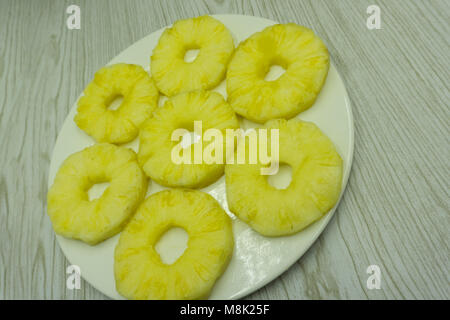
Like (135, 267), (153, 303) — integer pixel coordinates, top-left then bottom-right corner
(225, 118), (342, 236)
(114, 189), (234, 300)
(151, 15), (234, 96)
(74, 63), (159, 144)
(138, 90), (239, 188)
(47, 143), (148, 245)
(227, 23), (329, 123)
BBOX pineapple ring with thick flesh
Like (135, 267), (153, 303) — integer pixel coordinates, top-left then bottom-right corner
(138, 90), (239, 188)
(114, 189), (234, 300)
(227, 23), (329, 123)
(74, 63), (159, 144)
(225, 118), (343, 236)
(47, 144), (148, 245)
(151, 15), (234, 97)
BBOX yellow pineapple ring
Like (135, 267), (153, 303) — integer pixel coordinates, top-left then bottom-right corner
(138, 90), (239, 188)
(151, 15), (234, 96)
(114, 189), (233, 300)
(74, 63), (159, 144)
(47, 144), (148, 245)
(225, 119), (342, 236)
(227, 24), (329, 123)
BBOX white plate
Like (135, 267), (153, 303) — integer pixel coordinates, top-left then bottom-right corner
(48, 14), (354, 300)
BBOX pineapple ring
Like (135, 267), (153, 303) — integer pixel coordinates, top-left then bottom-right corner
(151, 15), (234, 96)
(227, 24), (329, 123)
(225, 118), (343, 236)
(74, 63), (159, 144)
(47, 144), (148, 245)
(114, 189), (234, 300)
(138, 90), (239, 188)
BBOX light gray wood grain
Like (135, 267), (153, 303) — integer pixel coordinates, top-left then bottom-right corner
(0, 0), (448, 300)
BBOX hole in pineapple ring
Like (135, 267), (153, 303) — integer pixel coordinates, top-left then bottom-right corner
(267, 163), (292, 190)
(155, 227), (189, 265)
(158, 94), (168, 107)
(264, 64), (286, 81)
(106, 94), (124, 111)
(87, 182), (110, 201)
(184, 48), (200, 63)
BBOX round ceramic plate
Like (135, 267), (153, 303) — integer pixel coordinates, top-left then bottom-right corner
(48, 14), (354, 299)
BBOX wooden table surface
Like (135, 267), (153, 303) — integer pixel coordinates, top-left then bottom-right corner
(0, 0), (448, 300)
